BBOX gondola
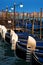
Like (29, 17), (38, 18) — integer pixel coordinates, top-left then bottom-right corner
(5, 29), (43, 65)
(5, 30), (11, 43)
(15, 34), (43, 65)
(5, 29), (15, 56)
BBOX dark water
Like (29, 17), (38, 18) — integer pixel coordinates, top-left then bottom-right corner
(0, 37), (31, 65)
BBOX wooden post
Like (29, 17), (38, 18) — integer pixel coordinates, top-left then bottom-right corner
(32, 12), (34, 34)
(26, 13), (28, 19)
(22, 12), (24, 28)
(26, 13), (28, 29)
(18, 13), (20, 32)
(40, 8), (42, 39)
(36, 12), (39, 35)
(2, 9), (3, 25)
(2, 9), (3, 19)
(29, 13), (31, 22)
(18, 13), (19, 27)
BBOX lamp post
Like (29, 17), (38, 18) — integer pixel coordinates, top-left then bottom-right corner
(6, 6), (8, 20)
(13, 3), (23, 30)
(5, 6), (8, 27)
(14, 3), (16, 29)
(2, 9), (3, 25)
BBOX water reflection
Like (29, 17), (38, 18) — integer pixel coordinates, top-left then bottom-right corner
(0, 36), (31, 65)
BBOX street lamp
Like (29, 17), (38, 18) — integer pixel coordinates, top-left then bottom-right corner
(13, 2), (23, 30)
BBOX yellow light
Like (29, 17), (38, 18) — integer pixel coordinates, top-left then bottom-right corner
(8, 21), (11, 23)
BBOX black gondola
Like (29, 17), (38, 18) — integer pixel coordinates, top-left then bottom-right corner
(15, 34), (43, 65)
(5, 30), (11, 43)
(5, 29), (14, 56)
(5, 30), (43, 64)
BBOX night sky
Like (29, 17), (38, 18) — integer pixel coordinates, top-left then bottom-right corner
(0, 0), (43, 12)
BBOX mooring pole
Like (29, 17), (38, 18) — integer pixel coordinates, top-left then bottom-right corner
(40, 8), (42, 39)
(32, 12), (34, 34)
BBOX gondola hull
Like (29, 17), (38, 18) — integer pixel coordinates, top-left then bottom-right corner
(5, 31), (43, 64)
(16, 41), (43, 65)
(16, 43), (26, 60)
(5, 31), (14, 57)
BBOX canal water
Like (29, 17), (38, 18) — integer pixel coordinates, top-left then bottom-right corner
(0, 36), (31, 65)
